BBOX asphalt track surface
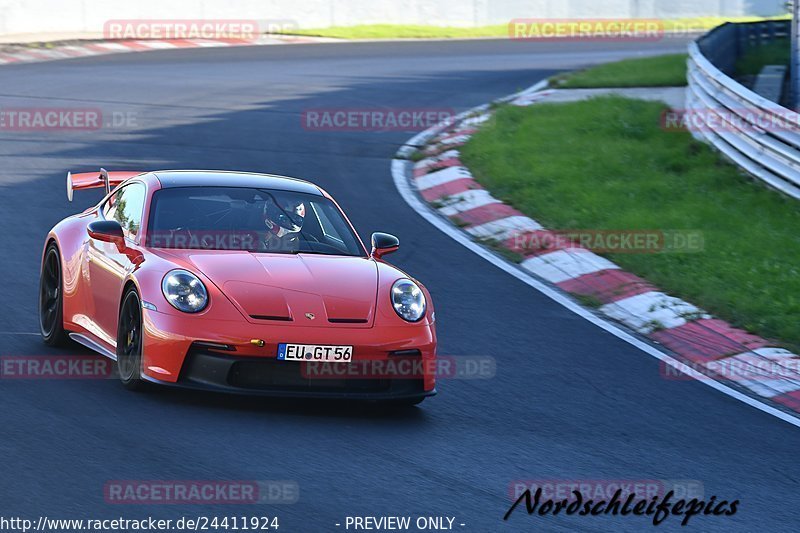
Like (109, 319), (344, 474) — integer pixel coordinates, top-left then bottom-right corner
(0, 39), (797, 532)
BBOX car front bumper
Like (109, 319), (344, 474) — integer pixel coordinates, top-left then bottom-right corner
(140, 308), (437, 398)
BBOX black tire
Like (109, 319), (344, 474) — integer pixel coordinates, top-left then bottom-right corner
(39, 243), (69, 346)
(116, 288), (147, 391)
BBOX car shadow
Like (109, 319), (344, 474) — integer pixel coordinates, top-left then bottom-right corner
(143, 384), (432, 421)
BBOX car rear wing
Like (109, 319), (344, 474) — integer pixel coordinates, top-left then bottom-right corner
(67, 168), (144, 201)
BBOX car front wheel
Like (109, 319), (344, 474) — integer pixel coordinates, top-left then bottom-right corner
(117, 288), (147, 391)
(39, 243), (68, 346)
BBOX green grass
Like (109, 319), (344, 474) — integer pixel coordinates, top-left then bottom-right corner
(736, 38), (790, 76)
(551, 54), (688, 88)
(285, 16), (789, 40)
(288, 24), (507, 39)
(661, 15), (790, 32)
(459, 96), (800, 351)
(408, 150), (426, 162)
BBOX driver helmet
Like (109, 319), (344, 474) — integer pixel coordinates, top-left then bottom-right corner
(264, 198), (306, 237)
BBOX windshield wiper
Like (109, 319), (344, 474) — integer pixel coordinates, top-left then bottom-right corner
(288, 249), (337, 255)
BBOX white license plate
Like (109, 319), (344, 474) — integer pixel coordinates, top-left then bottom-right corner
(277, 343), (353, 363)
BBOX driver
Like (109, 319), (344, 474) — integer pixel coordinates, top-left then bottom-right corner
(263, 199), (305, 250)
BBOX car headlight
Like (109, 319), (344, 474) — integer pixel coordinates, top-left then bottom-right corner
(161, 269), (208, 313)
(391, 279), (426, 322)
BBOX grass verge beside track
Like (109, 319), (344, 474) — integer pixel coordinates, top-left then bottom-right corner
(459, 95), (800, 351)
(736, 38), (790, 76)
(550, 54), (688, 87)
(289, 24), (508, 39)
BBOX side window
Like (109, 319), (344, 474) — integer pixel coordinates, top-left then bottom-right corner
(105, 183), (146, 240)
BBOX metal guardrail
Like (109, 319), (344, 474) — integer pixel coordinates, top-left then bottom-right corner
(687, 20), (800, 200)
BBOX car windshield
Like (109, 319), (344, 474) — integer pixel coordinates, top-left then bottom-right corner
(146, 186), (365, 256)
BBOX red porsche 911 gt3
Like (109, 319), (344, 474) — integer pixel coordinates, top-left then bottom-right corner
(39, 169), (436, 404)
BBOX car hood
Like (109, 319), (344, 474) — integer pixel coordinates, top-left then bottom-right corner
(159, 250), (378, 327)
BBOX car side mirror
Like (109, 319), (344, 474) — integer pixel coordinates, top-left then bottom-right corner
(371, 232), (399, 259)
(88, 220), (126, 250)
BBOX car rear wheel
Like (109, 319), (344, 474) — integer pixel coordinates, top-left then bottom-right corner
(117, 288), (147, 391)
(39, 243), (68, 346)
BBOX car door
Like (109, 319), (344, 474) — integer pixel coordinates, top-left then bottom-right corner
(86, 182), (147, 346)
